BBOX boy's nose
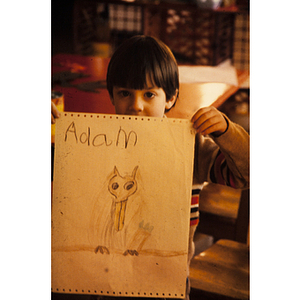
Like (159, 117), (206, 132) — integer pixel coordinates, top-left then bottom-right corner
(130, 95), (143, 113)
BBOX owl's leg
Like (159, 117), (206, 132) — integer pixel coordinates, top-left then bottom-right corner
(123, 221), (154, 256)
(94, 245), (110, 254)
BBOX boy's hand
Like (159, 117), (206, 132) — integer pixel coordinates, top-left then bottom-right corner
(51, 101), (61, 124)
(191, 106), (228, 137)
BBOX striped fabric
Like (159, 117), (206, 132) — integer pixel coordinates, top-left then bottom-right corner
(210, 150), (236, 188)
(190, 188), (200, 227)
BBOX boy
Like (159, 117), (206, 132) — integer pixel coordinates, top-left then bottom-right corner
(52, 35), (249, 300)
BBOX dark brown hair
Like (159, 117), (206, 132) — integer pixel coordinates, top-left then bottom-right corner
(106, 35), (179, 106)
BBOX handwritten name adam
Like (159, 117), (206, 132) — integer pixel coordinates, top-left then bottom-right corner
(64, 121), (137, 149)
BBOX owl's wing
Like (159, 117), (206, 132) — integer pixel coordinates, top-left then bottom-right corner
(88, 192), (113, 247)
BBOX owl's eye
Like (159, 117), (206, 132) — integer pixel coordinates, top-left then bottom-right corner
(124, 181), (134, 190)
(112, 182), (119, 190)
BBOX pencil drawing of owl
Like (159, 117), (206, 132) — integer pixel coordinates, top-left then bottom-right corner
(89, 166), (153, 256)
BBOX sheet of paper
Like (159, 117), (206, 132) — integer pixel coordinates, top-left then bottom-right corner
(52, 113), (195, 298)
(178, 59), (238, 86)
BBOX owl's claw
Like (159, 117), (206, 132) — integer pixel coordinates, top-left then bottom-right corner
(95, 245), (110, 254)
(123, 249), (139, 256)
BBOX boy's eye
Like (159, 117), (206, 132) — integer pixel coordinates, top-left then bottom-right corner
(119, 91), (130, 97)
(145, 92), (155, 99)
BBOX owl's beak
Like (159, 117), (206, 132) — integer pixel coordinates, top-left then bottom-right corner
(114, 200), (127, 231)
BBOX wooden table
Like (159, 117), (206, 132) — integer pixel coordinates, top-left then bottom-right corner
(52, 54), (249, 119)
(167, 69), (248, 119)
(190, 239), (249, 300)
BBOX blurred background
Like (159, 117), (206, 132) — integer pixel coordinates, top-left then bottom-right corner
(52, 0), (249, 71)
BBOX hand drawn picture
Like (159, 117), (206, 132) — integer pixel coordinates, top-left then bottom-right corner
(90, 165), (154, 256)
(52, 113), (195, 298)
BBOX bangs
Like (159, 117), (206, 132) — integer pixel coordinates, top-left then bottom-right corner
(107, 36), (179, 100)
(111, 51), (158, 90)
(108, 40), (166, 89)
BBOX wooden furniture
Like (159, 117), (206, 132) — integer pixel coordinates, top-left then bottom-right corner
(167, 69), (248, 119)
(190, 239), (249, 300)
(197, 183), (249, 244)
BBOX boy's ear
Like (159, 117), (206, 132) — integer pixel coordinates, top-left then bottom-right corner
(165, 89), (178, 110)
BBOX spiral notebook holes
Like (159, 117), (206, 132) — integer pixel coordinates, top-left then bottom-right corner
(62, 113), (189, 125)
(52, 288), (182, 298)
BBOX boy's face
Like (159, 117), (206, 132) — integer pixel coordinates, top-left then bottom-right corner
(111, 79), (177, 118)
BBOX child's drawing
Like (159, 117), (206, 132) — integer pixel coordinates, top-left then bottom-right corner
(89, 166), (153, 256)
(108, 166), (138, 232)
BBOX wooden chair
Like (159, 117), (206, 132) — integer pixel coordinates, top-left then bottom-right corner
(196, 183), (249, 244)
(189, 239), (249, 300)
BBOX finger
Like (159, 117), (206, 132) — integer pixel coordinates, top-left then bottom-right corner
(195, 117), (228, 136)
(51, 101), (61, 118)
(192, 106), (221, 126)
(191, 107), (211, 123)
(200, 122), (225, 136)
(51, 114), (56, 124)
(193, 110), (222, 131)
(193, 115), (222, 134)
